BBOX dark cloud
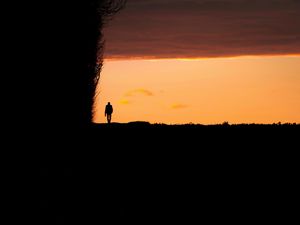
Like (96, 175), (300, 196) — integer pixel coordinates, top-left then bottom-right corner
(104, 0), (300, 59)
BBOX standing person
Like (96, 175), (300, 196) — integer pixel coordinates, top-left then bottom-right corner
(105, 102), (113, 123)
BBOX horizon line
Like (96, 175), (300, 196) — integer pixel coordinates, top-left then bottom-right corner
(93, 121), (300, 126)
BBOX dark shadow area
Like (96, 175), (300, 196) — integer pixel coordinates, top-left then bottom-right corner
(36, 123), (299, 224)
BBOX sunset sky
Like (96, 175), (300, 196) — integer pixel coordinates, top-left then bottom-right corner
(94, 0), (300, 124)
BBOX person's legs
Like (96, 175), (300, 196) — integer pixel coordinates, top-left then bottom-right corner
(107, 114), (111, 123)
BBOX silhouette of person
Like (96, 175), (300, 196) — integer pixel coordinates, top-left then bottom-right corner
(105, 102), (113, 123)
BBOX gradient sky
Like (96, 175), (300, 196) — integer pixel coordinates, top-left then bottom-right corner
(94, 0), (300, 124)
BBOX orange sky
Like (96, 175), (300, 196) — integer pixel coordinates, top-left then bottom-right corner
(94, 55), (300, 124)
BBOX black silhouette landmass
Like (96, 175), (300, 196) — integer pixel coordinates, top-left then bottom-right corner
(37, 122), (299, 224)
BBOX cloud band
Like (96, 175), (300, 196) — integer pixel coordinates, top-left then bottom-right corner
(104, 0), (300, 59)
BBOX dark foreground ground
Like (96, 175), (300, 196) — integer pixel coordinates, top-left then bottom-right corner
(29, 123), (299, 224)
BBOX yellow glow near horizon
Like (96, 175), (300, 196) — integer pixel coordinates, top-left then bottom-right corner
(104, 54), (300, 62)
(94, 55), (300, 124)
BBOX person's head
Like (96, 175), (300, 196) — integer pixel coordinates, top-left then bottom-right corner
(108, 102), (111, 105)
